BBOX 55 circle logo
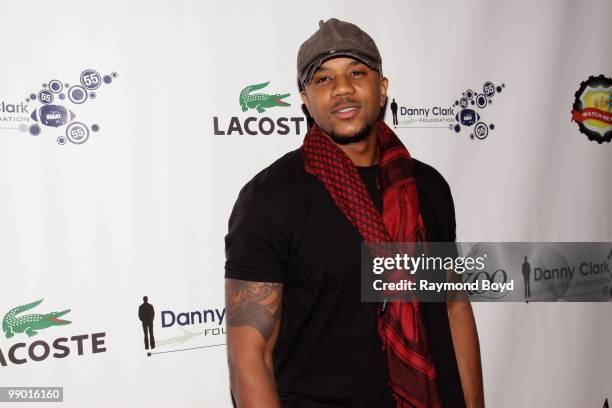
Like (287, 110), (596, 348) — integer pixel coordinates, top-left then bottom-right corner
(451, 81), (505, 141)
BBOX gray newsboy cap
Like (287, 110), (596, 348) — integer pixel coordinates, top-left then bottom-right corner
(297, 18), (382, 87)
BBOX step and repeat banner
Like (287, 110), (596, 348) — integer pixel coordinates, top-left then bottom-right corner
(0, 0), (610, 407)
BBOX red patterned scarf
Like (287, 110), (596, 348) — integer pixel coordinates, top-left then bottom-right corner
(301, 120), (442, 408)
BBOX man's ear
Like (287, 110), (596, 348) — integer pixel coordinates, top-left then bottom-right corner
(300, 90), (310, 111)
(379, 76), (389, 107)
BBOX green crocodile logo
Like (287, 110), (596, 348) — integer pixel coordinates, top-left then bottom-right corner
(239, 82), (290, 113)
(2, 299), (71, 339)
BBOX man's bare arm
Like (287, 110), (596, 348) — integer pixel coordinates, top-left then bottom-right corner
(225, 279), (283, 408)
(447, 300), (485, 408)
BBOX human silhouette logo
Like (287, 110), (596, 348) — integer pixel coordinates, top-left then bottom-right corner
(390, 98), (398, 127)
(138, 296), (155, 351)
(522, 256), (531, 302)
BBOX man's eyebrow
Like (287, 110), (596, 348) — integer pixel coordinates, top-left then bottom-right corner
(315, 60), (367, 73)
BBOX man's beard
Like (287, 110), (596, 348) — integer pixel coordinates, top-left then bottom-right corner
(328, 120), (376, 145)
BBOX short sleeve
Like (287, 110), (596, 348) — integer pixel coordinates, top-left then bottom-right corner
(224, 182), (289, 283)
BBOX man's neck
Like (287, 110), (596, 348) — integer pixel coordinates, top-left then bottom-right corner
(326, 126), (379, 166)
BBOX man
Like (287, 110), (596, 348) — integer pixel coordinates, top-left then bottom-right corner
(138, 296), (155, 350)
(225, 18), (483, 407)
(522, 256), (531, 302)
(391, 98), (399, 126)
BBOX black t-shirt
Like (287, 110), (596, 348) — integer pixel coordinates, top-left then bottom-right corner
(225, 149), (465, 408)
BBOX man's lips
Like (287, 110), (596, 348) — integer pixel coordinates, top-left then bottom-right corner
(331, 103), (361, 120)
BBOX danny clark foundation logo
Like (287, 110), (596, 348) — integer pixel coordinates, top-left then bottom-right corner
(137, 296), (225, 357)
(571, 74), (611, 144)
(390, 81), (505, 141)
(522, 248), (612, 302)
(0, 298), (107, 367)
(0, 69), (118, 145)
(213, 81), (306, 135)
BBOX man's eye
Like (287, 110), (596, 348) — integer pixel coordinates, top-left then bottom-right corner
(316, 76), (330, 84)
(351, 70), (365, 77)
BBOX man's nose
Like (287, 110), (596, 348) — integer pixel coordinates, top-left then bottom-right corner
(331, 75), (355, 97)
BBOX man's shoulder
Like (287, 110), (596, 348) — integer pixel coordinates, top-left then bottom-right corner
(228, 149), (309, 250)
(235, 148), (312, 217)
(411, 158), (456, 240)
(242, 148), (306, 196)
(411, 158), (452, 196)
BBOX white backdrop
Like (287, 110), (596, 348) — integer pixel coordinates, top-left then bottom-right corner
(0, 0), (610, 407)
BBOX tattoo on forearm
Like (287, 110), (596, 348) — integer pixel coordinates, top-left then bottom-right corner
(225, 279), (282, 342)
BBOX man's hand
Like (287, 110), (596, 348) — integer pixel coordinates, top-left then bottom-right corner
(225, 279), (283, 408)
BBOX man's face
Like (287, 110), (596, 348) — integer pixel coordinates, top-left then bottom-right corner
(300, 57), (388, 143)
